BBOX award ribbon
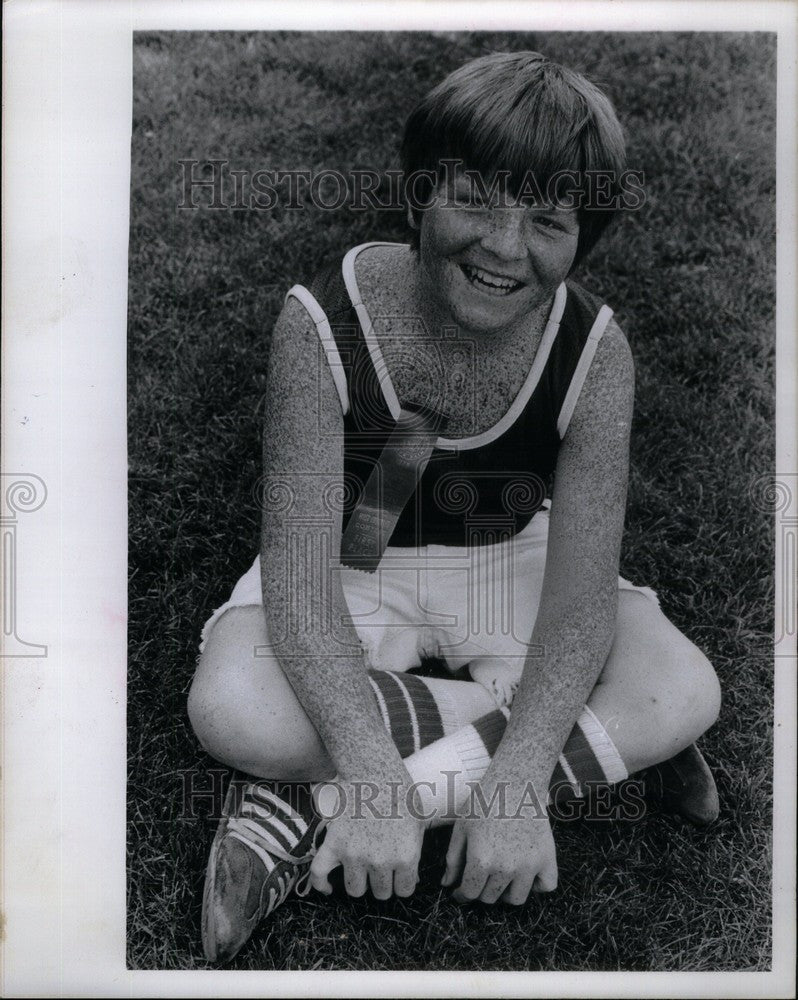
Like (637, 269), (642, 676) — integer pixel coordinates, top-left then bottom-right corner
(339, 402), (449, 572)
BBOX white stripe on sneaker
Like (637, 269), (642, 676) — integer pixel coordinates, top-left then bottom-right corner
(232, 817), (299, 859)
(248, 787), (309, 836)
(242, 802), (302, 848)
(227, 816), (318, 866)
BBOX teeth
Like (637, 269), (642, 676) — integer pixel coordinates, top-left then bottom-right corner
(463, 264), (522, 293)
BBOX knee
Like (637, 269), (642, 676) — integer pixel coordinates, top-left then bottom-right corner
(187, 608), (325, 779)
(187, 610), (284, 771)
(186, 646), (245, 767)
(660, 641), (721, 745)
(691, 646), (721, 736)
(187, 652), (292, 775)
(186, 656), (227, 760)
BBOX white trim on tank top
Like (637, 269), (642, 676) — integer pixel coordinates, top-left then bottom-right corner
(555, 304), (614, 439)
(341, 241), (567, 452)
(285, 284), (351, 416)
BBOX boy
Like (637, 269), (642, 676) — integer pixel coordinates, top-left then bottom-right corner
(188, 50), (721, 963)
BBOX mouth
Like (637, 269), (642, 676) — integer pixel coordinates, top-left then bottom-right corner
(459, 263), (525, 297)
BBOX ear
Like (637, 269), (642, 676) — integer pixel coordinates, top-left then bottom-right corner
(406, 204), (419, 230)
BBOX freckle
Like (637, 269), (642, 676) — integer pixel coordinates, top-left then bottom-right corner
(650, 696), (658, 704)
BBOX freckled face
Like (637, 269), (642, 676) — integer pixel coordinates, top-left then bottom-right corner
(416, 173), (580, 337)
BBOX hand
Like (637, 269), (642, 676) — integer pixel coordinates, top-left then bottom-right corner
(309, 776), (425, 901)
(441, 778), (558, 905)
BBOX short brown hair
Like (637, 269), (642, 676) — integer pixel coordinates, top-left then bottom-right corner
(400, 51), (628, 266)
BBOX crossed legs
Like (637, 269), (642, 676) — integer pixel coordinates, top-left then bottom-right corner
(188, 590), (720, 785)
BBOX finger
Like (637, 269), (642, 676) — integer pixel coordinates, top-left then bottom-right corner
(441, 824), (467, 887)
(479, 872), (512, 905)
(309, 841), (338, 895)
(368, 867), (393, 901)
(501, 871), (536, 906)
(452, 859), (489, 903)
(532, 858), (558, 894)
(393, 865), (419, 899)
(343, 862), (368, 898)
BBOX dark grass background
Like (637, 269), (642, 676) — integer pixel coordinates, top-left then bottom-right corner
(127, 31), (776, 970)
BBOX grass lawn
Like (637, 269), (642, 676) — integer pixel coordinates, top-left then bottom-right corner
(127, 31), (776, 970)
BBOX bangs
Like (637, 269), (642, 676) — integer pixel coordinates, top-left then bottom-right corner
(401, 52), (629, 262)
(416, 65), (598, 199)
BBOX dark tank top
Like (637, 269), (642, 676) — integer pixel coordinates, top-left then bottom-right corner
(303, 248), (611, 548)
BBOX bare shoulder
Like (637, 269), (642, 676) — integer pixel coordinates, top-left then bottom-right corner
(355, 243), (415, 314)
(568, 316), (635, 436)
(268, 288), (334, 364)
(263, 291), (344, 475)
(543, 316), (634, 620)
(586, 316), (634, 392)
(555, 315), (634, 513)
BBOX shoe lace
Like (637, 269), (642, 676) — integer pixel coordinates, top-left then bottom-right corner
(294, 822), (327, 898)
(226, 812), (327, 896)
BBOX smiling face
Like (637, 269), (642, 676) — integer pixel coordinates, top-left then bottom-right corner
(415, 169), (580, 337)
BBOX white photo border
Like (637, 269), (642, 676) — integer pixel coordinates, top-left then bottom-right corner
(1, 1), (795, 996)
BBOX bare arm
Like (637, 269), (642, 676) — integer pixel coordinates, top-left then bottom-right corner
(488, 317), (634, 791)
(259, 294), (408, 785)
(445, 318), (635, 903)
(261, 294), (424, 899)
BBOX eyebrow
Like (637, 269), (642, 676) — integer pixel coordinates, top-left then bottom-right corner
(447, 178), (579, 219)
(525, 204), (579, 220)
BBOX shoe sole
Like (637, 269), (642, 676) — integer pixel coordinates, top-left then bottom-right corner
(201, 784), (237, 962)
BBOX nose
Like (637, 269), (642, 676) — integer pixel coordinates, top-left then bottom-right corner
(478, 208), (528, 261)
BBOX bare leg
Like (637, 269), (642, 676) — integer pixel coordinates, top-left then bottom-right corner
(468, 590), (721, 775)
(587, 592), (720, 773)
(189, 592), (720, 782)
(188, 606), (497, 781)
(196, 591), (721, 964)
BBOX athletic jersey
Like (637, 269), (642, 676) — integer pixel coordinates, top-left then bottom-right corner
(286, 242), (615, 548)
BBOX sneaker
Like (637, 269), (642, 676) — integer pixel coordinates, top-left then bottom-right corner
(201, 779), (323, 963)
(644, 743), (720, 826)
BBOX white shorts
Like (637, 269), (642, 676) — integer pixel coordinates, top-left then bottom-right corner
(199, 502), (659, 672)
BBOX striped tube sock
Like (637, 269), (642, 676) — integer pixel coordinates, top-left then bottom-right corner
(237, 672), (468, 836)
(367, 669), (463, 756)
(403, 708), (511, 825)
(402, 704), (628, 826)
(549, 705), (628, 801)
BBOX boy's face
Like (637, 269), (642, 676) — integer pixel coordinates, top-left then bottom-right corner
(416, 168), (580, 336)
